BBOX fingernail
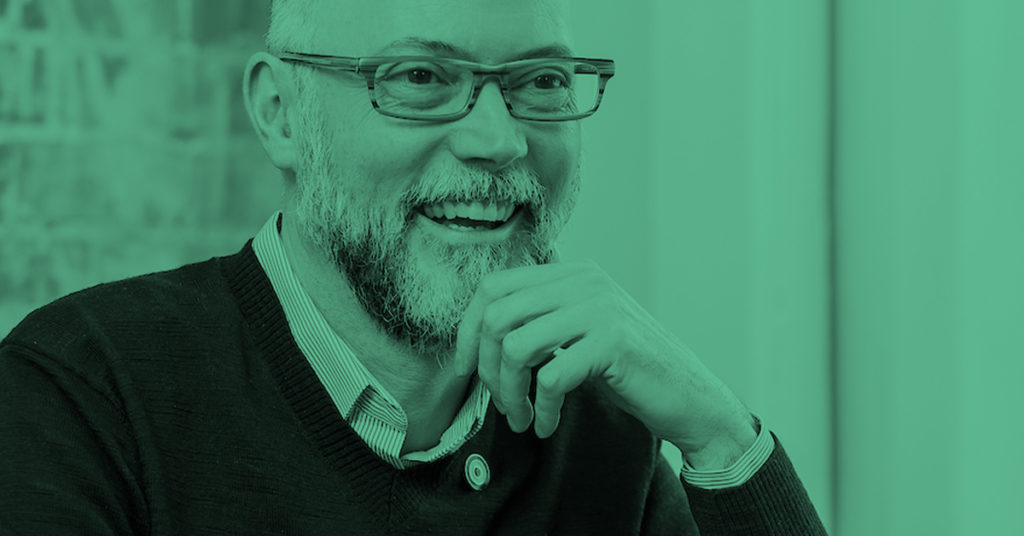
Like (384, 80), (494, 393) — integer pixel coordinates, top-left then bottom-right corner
(508, 403), (535, 433)
(509, 415), (527, 434)
(536, 409), (559, 439)
(535, 419), (556, 439)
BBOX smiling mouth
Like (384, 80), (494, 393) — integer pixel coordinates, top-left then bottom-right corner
(416, 200), (523, 231)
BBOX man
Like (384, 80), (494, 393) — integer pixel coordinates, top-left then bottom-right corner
(0, 0), (826, 533)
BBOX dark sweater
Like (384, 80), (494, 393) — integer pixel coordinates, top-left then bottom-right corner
(0, 242), (826, 535)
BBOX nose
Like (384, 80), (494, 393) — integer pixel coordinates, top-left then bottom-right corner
(447, 80), (528, 169)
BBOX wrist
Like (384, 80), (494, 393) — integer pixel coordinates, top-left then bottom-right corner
(673, 415), (757, 471)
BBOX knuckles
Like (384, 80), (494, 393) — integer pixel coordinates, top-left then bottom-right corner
(500, 331), (530, 365)
(476, 275), (504, 302)
(477, 366), (497, 386)
(536, 367), (563, 395)
(480, 304), (510, 338)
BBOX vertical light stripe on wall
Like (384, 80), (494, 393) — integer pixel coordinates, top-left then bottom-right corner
(745, 2), (833, 532)
(836, 0), (962, 534)
(650, 1), (833, 530)
(955, 3), (1024, 534)
(560, 0), (656, 308)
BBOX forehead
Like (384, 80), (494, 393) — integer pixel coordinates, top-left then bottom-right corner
(305, 0), (574, 61)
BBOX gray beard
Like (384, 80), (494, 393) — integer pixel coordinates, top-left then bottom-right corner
(327, 211), (553, 360)
(292, 113), (576, 364)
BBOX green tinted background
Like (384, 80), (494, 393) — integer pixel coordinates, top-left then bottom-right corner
(3, 1), (1022, 535)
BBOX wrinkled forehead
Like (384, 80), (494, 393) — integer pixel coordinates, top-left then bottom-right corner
(301, 0), (574, 61)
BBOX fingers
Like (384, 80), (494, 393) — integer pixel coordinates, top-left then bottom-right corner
(534, 336), (604, 438)
(455, 260), (610, 438)
(497, 310), (579, 432)
(455, 262), (583, 376)
(498, 351), (534, 432)
(479, 331), (505, 413)
(473, 288), (565, 417)
(497, 360), (532, 432)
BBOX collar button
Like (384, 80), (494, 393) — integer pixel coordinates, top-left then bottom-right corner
(464, 453), (490, 491)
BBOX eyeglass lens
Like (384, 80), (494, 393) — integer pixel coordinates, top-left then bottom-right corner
(372, 59), (601, 120)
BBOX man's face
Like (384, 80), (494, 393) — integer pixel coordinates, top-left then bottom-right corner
(291, 0), (582, 361)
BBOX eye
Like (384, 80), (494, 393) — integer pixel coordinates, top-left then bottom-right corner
(406, 68), (439, 85)
(382, 62), (455, 86)
(512, 66), (572, 91)
(532, 73), (567, 90)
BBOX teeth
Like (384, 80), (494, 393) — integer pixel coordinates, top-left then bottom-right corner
(421, 200), (517, 222)
(470, 201), (484, 218)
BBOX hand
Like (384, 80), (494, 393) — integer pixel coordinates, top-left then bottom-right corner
(454, 260), (757, 467)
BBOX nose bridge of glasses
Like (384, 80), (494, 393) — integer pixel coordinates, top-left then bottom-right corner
(470, 69), (512, 92)
(450, 75), (528, 165)
(457, 62), (512, 107)
(466, 75), (513, 118)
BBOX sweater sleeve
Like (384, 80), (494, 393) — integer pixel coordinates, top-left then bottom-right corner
(0, 343), (148, 535)
(682, 432), (829, 535)
(639, 451), (702, 535)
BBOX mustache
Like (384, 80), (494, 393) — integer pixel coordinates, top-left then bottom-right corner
(399, 162), (546, 212)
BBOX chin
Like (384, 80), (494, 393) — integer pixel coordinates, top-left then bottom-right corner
(392, 235), (526, 351)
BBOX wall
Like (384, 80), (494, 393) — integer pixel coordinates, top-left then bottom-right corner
(836, 1), (1024, 534)
(0, 0), (280, 333)
(647, 0), (834, 529)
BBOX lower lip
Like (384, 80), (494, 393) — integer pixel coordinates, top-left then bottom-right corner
(415, 207), (525, 243)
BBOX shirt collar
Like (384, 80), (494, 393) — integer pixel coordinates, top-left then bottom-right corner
(251, 212), (399, 421)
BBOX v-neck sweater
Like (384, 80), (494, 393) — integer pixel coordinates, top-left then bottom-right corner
(251, 213), (491, 469)
(0, 241), (827, 535)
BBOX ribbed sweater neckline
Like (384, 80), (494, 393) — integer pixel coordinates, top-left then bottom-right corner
(220, 241), (498, 525)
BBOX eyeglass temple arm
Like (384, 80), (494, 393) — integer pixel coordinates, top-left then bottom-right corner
(277, 51), (362, 72)
(278, 51), (615, 77)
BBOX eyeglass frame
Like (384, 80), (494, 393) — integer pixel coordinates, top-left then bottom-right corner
(276, 51), (616, 122)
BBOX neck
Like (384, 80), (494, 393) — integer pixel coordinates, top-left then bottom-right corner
(278, 209), (472, 450)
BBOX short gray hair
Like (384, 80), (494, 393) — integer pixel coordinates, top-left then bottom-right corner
(265, 0), (327, 97)
(265, 0), (326, 54)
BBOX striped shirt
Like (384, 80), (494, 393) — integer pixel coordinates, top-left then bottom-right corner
(253, 212), (773, 487)
(252, 213), (490, 469)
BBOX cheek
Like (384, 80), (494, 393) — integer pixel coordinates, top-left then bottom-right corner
(321, 99), (435, 205)
(529, 126), (581, 205)
(329, 131), (430, 208)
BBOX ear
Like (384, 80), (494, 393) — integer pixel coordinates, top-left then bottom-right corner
(243, 52), (300, 171)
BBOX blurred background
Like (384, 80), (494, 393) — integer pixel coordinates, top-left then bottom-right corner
(2, 1), (1023, 534)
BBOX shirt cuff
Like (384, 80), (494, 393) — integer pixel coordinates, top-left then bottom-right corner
(679, 414), (774, 490)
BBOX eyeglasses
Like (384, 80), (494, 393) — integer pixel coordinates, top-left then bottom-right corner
(277, 51), (615, 122)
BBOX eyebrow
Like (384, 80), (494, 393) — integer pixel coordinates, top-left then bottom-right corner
(377, 37), (575, 62)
